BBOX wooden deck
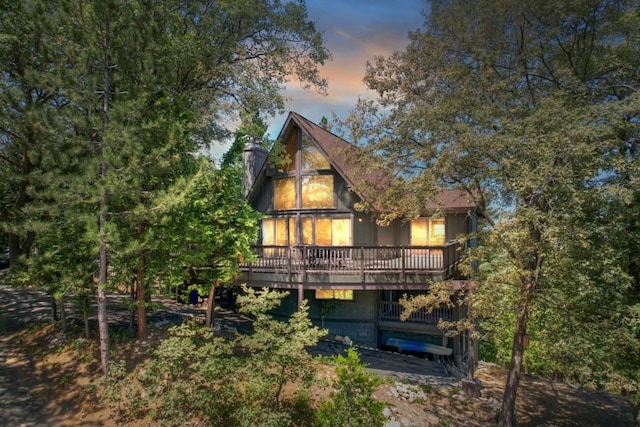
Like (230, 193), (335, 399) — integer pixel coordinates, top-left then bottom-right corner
(238, 242), (462, 288)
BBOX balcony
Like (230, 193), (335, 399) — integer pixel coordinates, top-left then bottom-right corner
(238, 242), (462, 289)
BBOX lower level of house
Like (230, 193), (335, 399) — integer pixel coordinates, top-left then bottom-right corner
(249, 285), (470, 364)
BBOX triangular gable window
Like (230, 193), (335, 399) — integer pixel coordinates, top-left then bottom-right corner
(273, 126), (334, 210)
(301, 132), (329, 170)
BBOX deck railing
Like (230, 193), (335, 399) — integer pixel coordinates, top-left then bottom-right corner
(239, 242), (462, 277)
(378, 301), (454, 324)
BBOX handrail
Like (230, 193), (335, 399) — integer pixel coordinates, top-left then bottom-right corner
(239, 242), (462, 278)
(378, 301), (453, 324)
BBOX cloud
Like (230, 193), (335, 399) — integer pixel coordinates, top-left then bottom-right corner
(209, 1), (427, 159)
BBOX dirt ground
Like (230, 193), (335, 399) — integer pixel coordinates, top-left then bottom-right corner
(0, 284), (637, 426)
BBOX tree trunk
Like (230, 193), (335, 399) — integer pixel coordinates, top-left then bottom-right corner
(467, 332), (476, 381)
(50, 295), (57, 323)
(97, 11), (112, 379)
(83, 301), (90, 339)
(497, 285), (532, 426)
(129, 278), (135, 337)
(97, 237), (109, 379)
(136, 266), (148, 339)
(205, 280), (219, 328)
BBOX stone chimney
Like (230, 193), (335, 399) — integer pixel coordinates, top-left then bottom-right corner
(242, 139), (269, 198)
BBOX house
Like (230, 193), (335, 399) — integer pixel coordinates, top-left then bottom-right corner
(238, 111), (476, 363)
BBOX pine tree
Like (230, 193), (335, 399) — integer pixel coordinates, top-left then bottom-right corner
(337, 1), (640, 424)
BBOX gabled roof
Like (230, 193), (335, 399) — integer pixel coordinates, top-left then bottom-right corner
(249, 111), (476, 213)
(285, 112), (388, 199)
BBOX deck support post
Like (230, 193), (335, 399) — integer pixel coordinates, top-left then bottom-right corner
(297, 284), (304, 310)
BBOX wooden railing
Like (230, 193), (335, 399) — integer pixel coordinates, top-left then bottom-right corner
(239, 242), (462, 277)
(378, 301), (453, 324)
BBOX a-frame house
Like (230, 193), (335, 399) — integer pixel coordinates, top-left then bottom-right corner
(238, 111), (476, 362)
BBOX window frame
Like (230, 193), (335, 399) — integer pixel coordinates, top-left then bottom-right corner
(315, 289), (354, 301)
(272, 126), (335, 211)
(410, 218), (446, 246)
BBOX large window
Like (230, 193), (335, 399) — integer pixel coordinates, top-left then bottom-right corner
(262, 218), (296, 246)
(274, 178), (296, 210)
(302, 217), (351, 246)
(301, 175), (334, 208)
(411, 218), (445, 246)
(273, 127), (334, 211)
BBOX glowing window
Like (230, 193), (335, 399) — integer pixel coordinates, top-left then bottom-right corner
(274, 177), (296, 210)
(301, 133), (330, 170)
(262, 220), (275, 245)
(284, 131), (298, 172)
(411, 218), (446, 246)
(301, 175), (334, 208)
(302, 217), (314, 245)
(429, 219), (445, 245)
(262, 218), (290, 245)
(304, 217), (351, 246)
(331, 218), (351, 246)
(316, 218), (332, 245)
(315, 289), (353, 300)
(289, 217), (297, 245)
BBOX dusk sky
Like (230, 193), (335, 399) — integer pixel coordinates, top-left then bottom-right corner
(211, 0), (429, 159)
(268, 0), (428, 136)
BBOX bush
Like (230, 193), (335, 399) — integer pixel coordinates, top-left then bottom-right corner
(103, 286), (326, 426)
(314, 348), (386, 427)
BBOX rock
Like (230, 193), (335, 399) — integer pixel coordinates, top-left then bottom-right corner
(383, 407), (393, 418)
(462, 378), (482, 398)
(344, 336), (352, 346)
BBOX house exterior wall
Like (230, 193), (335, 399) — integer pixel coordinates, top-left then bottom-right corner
(240, 113), (476, 359)
(252, 176), (274, 213)
(334, 173), (355, 211)
(273, 289), (378, 346)
(446, 213), (469, 241)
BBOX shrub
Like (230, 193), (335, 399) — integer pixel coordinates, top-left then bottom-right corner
(314, 348), (385, 427)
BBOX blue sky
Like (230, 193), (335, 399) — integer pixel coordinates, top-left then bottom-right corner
(210, 0), (428, 159)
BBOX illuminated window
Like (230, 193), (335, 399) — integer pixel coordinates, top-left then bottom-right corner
(303, 217), (351, 246)
(429, 219), (445, 245)
(262, 218), (292, 245)
(301, 133), (330, 170)
(289, 217), (297, 245)
(284, 131), (297, 172)
(262, 218), (292, 257)
(274, 177), (296, 210)
(302, 217), (314, 245)
(316, 218), (332, 245)
(262, 220), (275, 245)
(301, 175), (334, 208)
(315, 289), (353, 300)
(411, 218), (445, 246)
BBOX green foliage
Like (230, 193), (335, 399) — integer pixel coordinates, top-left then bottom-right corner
(314, 347), (385, 427)
(104, 286), (326, 426)
(0, 0), (329, 341)
(337, 0), (639, 423)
